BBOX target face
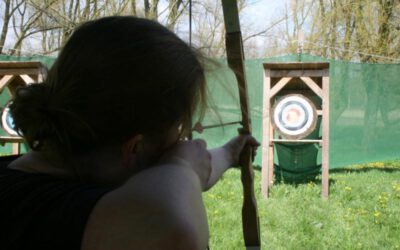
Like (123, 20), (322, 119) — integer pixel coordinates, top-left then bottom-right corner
(1, 102), (19, 136)
(272, 94), (317, 139)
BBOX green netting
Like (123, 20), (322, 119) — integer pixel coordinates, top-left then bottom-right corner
(0, 54), (399, 181)
(0, 55), (56, 69)
(195, 53), (400, 179)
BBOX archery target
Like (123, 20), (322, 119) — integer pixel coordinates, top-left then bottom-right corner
(272, 94), (317, 139)
(1, 102), (19, 136)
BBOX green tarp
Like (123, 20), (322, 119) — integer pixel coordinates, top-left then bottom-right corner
(0, 54), (399, 175)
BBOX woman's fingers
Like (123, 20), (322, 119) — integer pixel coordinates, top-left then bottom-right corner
(223, 135), (260, 166)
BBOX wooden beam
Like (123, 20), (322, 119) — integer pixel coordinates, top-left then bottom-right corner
(0, 68), (40, 75)
(321, 76), (330, 199)
(269, 69), (329, 78)
(0, 61), (43, 68)
(269, 77), (292, 98)
(20, 74), (35, 84)
(300, 77), (323, 98)
(12, 143), (20, 154)
(38, 69), (47, 82)
(261, 69), (271, 198)
(0, 75), (15, 92)
(268, 122), (274, 188)
(263, 62), (329, 70)
(0, 136), (24, 143)
(271, 139), (322, 144)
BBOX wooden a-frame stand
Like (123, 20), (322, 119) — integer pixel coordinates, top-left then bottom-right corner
(0, 61), (47, 154)
(261, 62), (330, 199)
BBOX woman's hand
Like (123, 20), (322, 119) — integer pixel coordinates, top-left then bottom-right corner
(222, 135), (260, 167)
(205, 135), (260, 189)
(158, 139), (212, 190)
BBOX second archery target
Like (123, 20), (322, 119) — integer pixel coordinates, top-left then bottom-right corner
(271, 94), (317, 140)
(1, 101), (18, 137)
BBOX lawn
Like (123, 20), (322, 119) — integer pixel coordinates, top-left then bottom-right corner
(203, 160), (400, 249)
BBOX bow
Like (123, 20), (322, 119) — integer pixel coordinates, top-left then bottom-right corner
(221, 1), (261, 249)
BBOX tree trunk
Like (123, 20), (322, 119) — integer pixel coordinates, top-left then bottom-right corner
(144, 0), (150, 18)
(167, 0), (183, 30)
(377, 0), (395, 59)
(131, 0), (136, 15)
(0, 0), (12, 54)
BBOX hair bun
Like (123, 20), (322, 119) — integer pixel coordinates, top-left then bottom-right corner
(9, 83), (53, 150)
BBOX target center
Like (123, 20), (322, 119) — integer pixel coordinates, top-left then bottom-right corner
(286, 108), (301, 124)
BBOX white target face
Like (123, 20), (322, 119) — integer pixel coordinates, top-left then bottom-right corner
(272, 95), (317, 139)
(1, 102), (19, 136)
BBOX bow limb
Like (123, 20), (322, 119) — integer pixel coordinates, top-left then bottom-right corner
(221, 1), (261, 249)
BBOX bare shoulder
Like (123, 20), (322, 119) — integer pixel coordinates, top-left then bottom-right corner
(81, 164), (209, 250)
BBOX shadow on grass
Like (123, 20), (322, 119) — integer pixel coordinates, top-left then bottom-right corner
(272, 178), (337, 187)
(331, 167), (400, 174)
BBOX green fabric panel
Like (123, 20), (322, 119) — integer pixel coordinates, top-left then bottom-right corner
(0, 55), (56, 69)
(197, 53), (400, 173)
(0, 54), (399, 175)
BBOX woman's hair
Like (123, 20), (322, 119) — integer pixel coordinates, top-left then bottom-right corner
(10, 16), (207, 156)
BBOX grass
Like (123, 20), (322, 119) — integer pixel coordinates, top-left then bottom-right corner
(203, 160), (400, 250)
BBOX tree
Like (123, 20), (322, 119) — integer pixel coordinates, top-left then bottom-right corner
(0, 0), (25, 54)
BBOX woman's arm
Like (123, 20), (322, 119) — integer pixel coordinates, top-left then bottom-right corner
(82, 163), (209, 250)
(206, 135), (260, 189)
(81, 136), (259, 249)
(82, 140), (211, 250)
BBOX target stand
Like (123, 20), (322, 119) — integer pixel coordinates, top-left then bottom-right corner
(0, 61), (47, 154)
(261, 62), (330, 199)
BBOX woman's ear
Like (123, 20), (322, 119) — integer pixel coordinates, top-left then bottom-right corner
(121, 134), (144, 167)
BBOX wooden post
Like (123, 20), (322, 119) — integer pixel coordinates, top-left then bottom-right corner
(261, 69), (271, 197)
(12, 143), (20, 155)
(268, 122), (274, 187)
(321, 75), (330, 199)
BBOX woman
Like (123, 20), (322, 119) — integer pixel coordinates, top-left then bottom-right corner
(0, 16), (259, 250)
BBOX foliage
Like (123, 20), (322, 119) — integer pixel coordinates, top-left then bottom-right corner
(0, 0), (248, 57)
(275, 0), (400, 62)
(204, 161), (400, 249)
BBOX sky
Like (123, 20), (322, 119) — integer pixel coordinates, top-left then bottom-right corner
(243, 0), (287, 25)
(0, 0), (291, 56)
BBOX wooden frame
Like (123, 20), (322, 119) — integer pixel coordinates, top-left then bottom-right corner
(0, 61), (47, 154)
(261, 62), (330, 199)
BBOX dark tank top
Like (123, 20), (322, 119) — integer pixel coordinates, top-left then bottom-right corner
(0, 155), (111, 250)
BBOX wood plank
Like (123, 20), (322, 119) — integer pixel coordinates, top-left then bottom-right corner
(278, 89), (316, 97)
(269, 69), (329, 78)
(263, 62), (329, 70)
(300, 77), (323, 98)
(0, 75), (15, 92)
(261, 69), (271, 198)
(322, 76), (330, 199)
(20, 74), (35, 84)
(38, 71), (46, 82)
(0, 61), (43, 68)
(268, 122), (274, 188)
(271, 139), (322, 143)
(0, 136), (24, 143)
(12, 143), (20, 154)
(269, 77), (292, 98)
(0, 68), (40, 75)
